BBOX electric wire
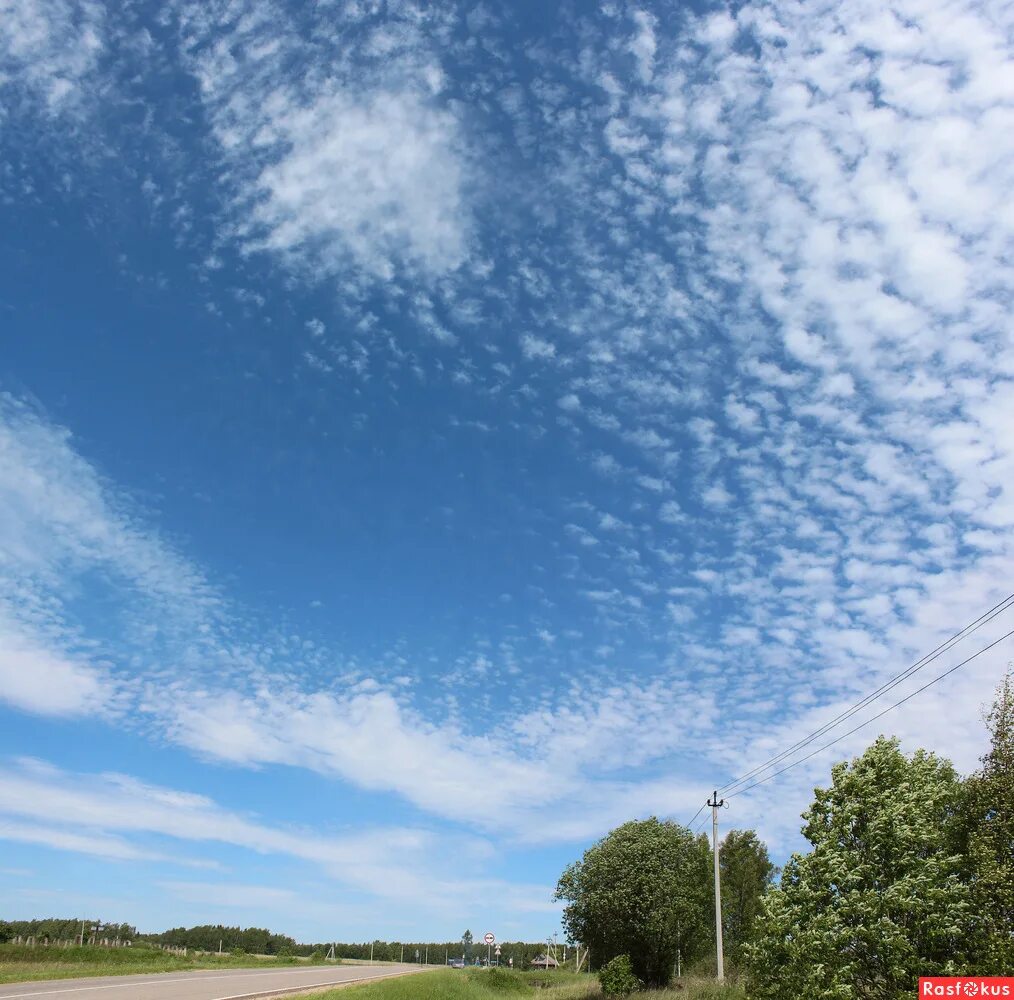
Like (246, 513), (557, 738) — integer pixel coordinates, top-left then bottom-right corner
(725, 625), (1014, 799)
(684, 801), (708, 828)
(718, 593), (1014, 795)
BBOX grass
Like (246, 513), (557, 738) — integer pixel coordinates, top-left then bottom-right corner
(0, 942), (323, 984)
(301, 967), (745, 1000)
(650, 979), (747, 1000)
(301, 969), (594, 1000)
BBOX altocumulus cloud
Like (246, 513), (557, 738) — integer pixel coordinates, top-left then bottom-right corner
(176, 0), (472, 282)
(0, 0), (1012, 893)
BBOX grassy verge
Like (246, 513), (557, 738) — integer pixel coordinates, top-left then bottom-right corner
(298, 968), (584, 1000)
(0, 942), (326, 984)
(300, 968), (744, 1000)
(648, 980), (746, 1000)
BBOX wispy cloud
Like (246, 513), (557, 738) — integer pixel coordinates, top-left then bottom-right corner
(0, 0), (105, 113)
(0, 757), (556, 917)
(176, 0), (472, 282)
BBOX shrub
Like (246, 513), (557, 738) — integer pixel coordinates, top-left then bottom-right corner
(598, 955), (640, 997)
(309, 949), (325, 963)
(483, 968), (527, 992)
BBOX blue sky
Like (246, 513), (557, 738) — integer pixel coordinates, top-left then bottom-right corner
(1, 0), (1013, 944)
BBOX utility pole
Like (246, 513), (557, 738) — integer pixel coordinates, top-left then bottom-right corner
(370, 942), (374, 966)
(708, 790), (725, 983)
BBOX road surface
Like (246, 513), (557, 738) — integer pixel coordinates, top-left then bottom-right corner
(0, 963), (429, 1000)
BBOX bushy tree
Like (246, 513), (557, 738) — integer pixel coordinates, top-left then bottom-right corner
(963, 671), (1014, 972)
(555, 817), (711, 986)
(720, 829), (776, 967)
(746, 737), (972, 999)
(598, 954), (641, 997)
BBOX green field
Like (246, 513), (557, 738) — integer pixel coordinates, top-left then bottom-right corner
(304, 968), (745, 1000)
(0, 942), (322, 984)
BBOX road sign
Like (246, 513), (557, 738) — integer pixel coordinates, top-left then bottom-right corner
(484, 933), (495, 945)
(495, 945), (501, 955)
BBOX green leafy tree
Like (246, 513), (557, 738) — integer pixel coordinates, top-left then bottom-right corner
(963, 671), (1014, 972)
(720, 829), (777, 967)
(598, 955), (641, 997)
(746, 736), (972, 999)
(461, 930), (473, 959)
(555, 817), (711, 987)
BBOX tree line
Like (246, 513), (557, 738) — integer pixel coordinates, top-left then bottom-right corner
(0, 921), (566, 968)
(0, 920), (136, 943)
(557, 671), (1013, 997)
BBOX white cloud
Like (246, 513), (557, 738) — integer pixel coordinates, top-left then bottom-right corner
(629, 10), (658, 84)
(0, 636), (110, 717)
(0, 0), (105, 112)
(246, 88), (468, 280)
(520, 334), (556, 360)
(0, 758), (553, 914)
(178, 0), (470, 282)
(701, 482), (733, 507)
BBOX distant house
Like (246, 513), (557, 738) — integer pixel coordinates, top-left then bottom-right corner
(530, 954), (559, 969)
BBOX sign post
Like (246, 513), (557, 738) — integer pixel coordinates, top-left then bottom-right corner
(484, 933), (495, 966)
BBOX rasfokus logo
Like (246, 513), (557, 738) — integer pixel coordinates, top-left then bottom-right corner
(920, 979), (1014, 997)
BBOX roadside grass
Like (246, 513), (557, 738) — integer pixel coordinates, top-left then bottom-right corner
(654, 978), (747, 1000)
(301, 968), (593, 1000)
(0, 942), (323, 984)
(302, 968), (745, 1000)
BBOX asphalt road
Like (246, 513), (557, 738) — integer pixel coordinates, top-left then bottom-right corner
(0, 963), (429, 1000)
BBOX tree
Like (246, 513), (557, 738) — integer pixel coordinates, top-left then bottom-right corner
(963, 671), (1014, 972)
(745, 736), (972, 999)
(461, 930), (473, 959)
(720, 829), (776, 966)
(555, 817), (712, 987)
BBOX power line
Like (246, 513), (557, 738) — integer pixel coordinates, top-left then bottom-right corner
(684, 801), (708, 828)
(718, 594), (1014, 795)
(725, 625), (1014, 799)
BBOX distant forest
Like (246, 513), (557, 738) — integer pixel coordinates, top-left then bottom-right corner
(0, 920), (562, 966)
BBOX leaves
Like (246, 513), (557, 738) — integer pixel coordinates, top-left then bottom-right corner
(963, 671), (1014, 972)
(745, 737), (973, 999)
(555, 818), (712, 986)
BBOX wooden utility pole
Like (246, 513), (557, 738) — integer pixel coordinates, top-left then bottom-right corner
(708, 790), (725, 983)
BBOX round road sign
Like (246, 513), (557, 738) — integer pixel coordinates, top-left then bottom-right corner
(484, 933), (495, 945)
